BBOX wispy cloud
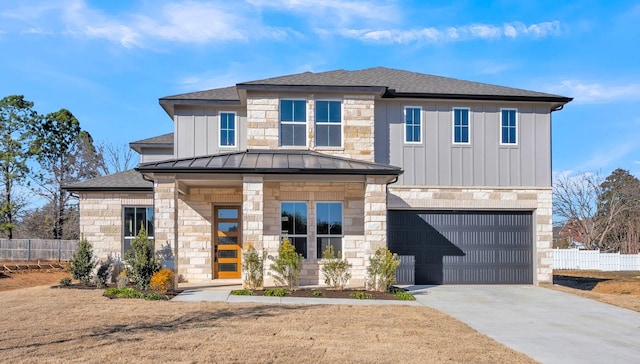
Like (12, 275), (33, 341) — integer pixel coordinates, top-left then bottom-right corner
(336, 21), (561, 44)
(547, 80), (640, 103)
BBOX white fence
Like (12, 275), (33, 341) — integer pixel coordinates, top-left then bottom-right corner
(553, 249), (640, 271)
(0, 239), (78, 261)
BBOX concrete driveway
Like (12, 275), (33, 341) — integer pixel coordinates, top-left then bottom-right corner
(410, 285), (640, 364)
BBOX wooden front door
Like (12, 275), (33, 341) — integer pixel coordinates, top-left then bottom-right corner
(213, 206), (242, 279)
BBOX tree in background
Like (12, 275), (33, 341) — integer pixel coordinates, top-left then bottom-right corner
(597, 169), (640, 254)
(98, 142), (136, 175)
(0, 95), (38, 239)
(30, 109), (103, 239)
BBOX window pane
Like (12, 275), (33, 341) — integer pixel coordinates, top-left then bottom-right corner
(124, 208), (135, 237)
(218, 208), (238, 219)
(219, 236), (238, 245)
(328, 101), (341, 122)
(218, 263), (237, 272)
(146, 207), (154, 237)
(317, 202), (342, 234)
(509, 127), (516, 143)
(281, 202), (307, 235)
(291, 237), (307, 259)
(317, 237), (343, 259)
(293, 100), (305, 121)
(123, 238), (133, 254)
(329, 203), (342, 234)
(135, 208), (145, 235)
(316, 101), (329, 122)
(293, 124), (306, 146)
(218, 222), (238, 233)
(281, 100), (293, 121)
(316, 125), (328, 147)
(218, 250), (238, 258)
(328, 125), (341, 146)
(281, 124), (293, 146)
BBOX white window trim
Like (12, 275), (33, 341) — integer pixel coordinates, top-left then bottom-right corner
(279, 99), (309, 148)
(452, 107), (471, 145)
(499, 108), (518, 146)
(315, 201), (344, 260)
(404, 106), (422, 144)
(281, 201), (309, 260)
(314, 99), (344, 149)
(218, 111), (237, 148)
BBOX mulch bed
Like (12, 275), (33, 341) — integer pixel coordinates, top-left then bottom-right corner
(246, 288), (405, 300)
(54, 283), (183, 300)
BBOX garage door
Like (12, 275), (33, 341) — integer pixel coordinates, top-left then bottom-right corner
(388, 211), (533, 285)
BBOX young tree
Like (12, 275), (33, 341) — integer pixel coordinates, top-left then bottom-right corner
(0, 95), (38, 239)
(30, 109), (103, 239)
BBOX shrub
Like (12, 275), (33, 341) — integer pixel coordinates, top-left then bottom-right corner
(350, 291), (372, 300)
(103, 287), (161, 300)
(59, 277), (72, 286)
(366, 248), (400, 292)
(93, 254), (115, 288)
(264, 288), (288, 297)
(124, 226), (161, 290)
(395, 291), (416, 301)
(320, 245), (352, 290)
(311, 290), (325, 297)
(242, 245), (266, 289)
(269, 238), (302, 290)
(230, 289), (254, 296)
(68, 238), (96, 285)
(116, 270), (129, 288)
(150, 268), (174, 294)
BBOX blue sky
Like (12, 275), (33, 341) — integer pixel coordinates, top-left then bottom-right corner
(1, 0), (639, 178)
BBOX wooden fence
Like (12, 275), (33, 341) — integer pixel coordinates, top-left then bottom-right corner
(0, 239), (78, 261)
(553, 248), (640, 271)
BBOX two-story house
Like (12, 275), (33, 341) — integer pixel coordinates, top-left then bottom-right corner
(66, 67), (571, 286)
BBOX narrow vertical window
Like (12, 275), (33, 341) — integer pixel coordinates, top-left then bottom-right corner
(453, 108), (470, 144)
(281, 202), (308, 259)
(219, 112), (236, 147)
(280, 100), (306, 146)
(316, 202), (343, 259)
(404, 107), (421, 143)
(315, 100), (342, 147)
(501, 109), (517, 144)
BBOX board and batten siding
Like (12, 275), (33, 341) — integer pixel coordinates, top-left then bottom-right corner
(139, 147), (174, 163)
(376, 101), (552, 187)
(174, 105), (247, 159)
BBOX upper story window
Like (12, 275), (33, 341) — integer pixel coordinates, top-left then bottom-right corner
(281, 202), (308, 259)
(315, 100), (342, 147)
(453, 108), (470, 144)
(501, 109), (517, 145)
(404, 107), (422, 143)
(280, 100), (306, 146)
(219, 112), (236, 147)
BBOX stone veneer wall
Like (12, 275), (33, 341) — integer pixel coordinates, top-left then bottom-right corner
(388, 186), (553, 284)
(176, 186), (242, 282)
(78, 191), (153, 258)
(245, 93), (375, 162)
(259, 181), (368, 286)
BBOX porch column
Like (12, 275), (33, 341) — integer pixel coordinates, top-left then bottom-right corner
(154, 176), (178, 272)
(364, 176), (388, 255)
(242, 175), (264, 250)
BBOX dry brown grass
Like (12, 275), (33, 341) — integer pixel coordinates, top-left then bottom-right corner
(0, 286), (535, 363)
(0, 270), (71, 292)
(550, 270), (640, 313)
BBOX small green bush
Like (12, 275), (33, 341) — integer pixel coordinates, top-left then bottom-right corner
(269, 238), (302, 290)
(350, 291), (372, 300)
(264, 288), (288, 297)
(68, 238), (96, 285)
(59, 277), (72, 286)
(242, 246), (266, 289)
(311, 290), (325, 297)
(103, 287), (162, 300)
(124, 226), (161, 290)
(230, 289), (254, 296)
(320, 245), (352, 290)
(366, 248), (400, 292)
(395, 291), (416, 301)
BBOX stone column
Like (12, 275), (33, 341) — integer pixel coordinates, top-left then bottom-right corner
(243, 175), (264, 249)
(364, 176), (389, 253)
(536, 189), (553, 284)
(154, 176), (178, 274)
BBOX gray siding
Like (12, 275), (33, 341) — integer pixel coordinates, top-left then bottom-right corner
(139, 148), (174, 163)
(380, 100), (552, 187)
(174, 106), (247, 159)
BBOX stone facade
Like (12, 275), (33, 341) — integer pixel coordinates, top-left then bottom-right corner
(245, 93), (375, 162)
(78, 191), (153, 258)
(388, 186), (553, 284)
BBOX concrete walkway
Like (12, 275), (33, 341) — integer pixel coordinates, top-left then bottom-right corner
(172, 285), (640, 363)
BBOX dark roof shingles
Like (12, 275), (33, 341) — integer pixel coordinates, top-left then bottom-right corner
(63, 169), (152, 191)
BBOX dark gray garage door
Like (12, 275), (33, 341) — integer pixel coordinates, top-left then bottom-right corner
(388, 211), (533, 284)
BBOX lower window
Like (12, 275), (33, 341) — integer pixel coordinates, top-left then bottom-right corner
(316, 202), (343, 258)
(281, 202), (308, 259)
(123, 206), (154, 255)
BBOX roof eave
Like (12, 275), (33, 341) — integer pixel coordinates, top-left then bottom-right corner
(159, 98), (242, 117)
(383, 91), (573, 104)
(236, 84), (388, 94)
(135, 167), (402, 176)
(63, 186), (153, 193)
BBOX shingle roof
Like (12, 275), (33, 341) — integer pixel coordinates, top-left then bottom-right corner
(136, 149), (402, 175)
(158, 67), (571, 103)
(130, 132), (174, 145)
(63, 169), (153, 192)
